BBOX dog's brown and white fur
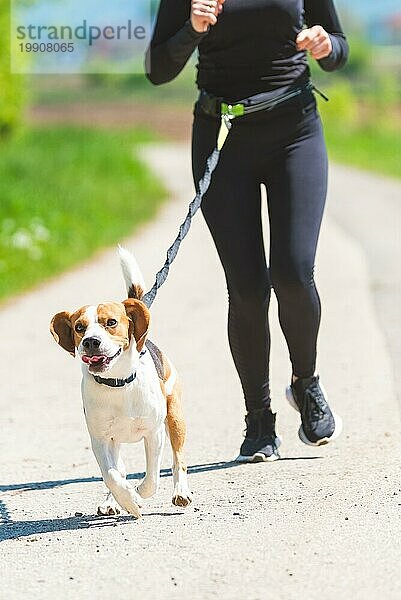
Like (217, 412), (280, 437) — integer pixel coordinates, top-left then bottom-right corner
(50, 247), (192, 517)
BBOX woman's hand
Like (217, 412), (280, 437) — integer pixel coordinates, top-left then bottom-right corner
(296, 25), (333, 60)
(191, 0), (225, 33)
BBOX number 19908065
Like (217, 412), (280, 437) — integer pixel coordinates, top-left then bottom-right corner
(19, 42), (75, 52)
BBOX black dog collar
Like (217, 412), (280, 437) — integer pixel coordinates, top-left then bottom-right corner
(93, 372), (136, 388)
(92, 349), (146, 388)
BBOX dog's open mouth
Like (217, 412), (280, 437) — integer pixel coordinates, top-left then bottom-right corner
(81, 348), (122, 369)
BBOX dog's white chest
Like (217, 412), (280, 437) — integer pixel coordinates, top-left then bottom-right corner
(106, 415), (149, 443)
(82, 357), (166, 443)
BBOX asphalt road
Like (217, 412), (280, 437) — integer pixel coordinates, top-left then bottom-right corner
(1, 144), (400, 599)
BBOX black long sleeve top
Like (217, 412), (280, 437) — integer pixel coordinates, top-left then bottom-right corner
(146, 0), (348, 99)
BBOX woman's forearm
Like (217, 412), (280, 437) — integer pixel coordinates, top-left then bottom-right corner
(146, 0), (222, 85)
(146, 18), (207, 85)
(304, 0), (349, 72)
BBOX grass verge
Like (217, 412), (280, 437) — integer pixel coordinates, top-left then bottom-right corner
(323, 120), (401, 180)
(315, 78), (401, 180)
(0, 126), (166, 303)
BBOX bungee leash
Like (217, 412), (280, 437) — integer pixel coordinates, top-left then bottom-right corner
(141, 145), (222, 308)
(142, 82), (328, 309)
(142, 112), (232, 309)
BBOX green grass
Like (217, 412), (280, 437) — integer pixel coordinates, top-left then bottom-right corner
(323, 120), (401, 179)
(314, 78), (401, 180)
(308, 64), (401, 179)
(0, 126), (167, 302)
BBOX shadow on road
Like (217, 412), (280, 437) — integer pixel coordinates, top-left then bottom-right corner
(0, 499), (188, 541)
(0, 457), (322, 541)
(0, 457), (322, 494)
(0, 508), (134, 542)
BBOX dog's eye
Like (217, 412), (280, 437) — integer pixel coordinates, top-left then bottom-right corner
(107, 319), (118, 328)
(75, 323), (86, 333)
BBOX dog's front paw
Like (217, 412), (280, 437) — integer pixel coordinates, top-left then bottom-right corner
(123, 494), (142, 518)
(114, 487), (143, 518)
(172, 482), (193, 507)
(97, 492), (121, 516)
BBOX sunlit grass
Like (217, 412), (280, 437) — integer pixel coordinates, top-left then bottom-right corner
(324, 119), (401, 179)
(0, 126), (166, 302)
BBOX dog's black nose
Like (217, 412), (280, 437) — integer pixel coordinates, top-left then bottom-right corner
(82, 337), (102, 352)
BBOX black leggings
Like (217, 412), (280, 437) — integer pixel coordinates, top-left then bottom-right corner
(191, 90), (328, 411)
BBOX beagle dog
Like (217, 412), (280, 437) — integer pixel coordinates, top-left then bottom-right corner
(50, 247), (192, 518)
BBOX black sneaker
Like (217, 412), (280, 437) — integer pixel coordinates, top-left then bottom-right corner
(286, 375), (342, 446)
(236, 407), (281, 463)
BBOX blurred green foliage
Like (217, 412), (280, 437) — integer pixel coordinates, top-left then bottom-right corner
(0, 0), (24, 138)
(308, 33), (401, 177)
(28, 63), (198, 108)
(310, 35), (400, 100)
(318, 79), (359, 123)
(0, 126), (165, 302)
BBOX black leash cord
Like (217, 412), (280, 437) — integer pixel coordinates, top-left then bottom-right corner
(142, 147), (221, 308)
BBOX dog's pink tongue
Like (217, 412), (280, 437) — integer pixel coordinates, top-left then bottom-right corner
(82, 355), (104, 364)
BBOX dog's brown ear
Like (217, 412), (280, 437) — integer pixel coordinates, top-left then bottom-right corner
(50, 311), (75, 357)
(123, 299), (150, 353)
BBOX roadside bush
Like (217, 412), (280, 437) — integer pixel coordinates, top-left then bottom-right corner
(318, 78), (360, 130)
(0, 0), (24, 138)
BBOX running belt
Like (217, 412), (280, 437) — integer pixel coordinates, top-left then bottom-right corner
(197, 81), (328, 119)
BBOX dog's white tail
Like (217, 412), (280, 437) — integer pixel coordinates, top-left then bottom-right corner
(118, 245), (146, 301)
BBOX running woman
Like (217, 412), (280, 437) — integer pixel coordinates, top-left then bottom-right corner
(146, 0), (348, 462)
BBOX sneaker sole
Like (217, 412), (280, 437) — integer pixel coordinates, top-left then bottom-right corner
(285, 384), (343, 447)
(235, 436), (282, 463)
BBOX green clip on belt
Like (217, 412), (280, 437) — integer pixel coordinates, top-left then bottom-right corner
(216, 83), (329, 150)
(217, 103), (245, 150)
(221, 102), (245, 118)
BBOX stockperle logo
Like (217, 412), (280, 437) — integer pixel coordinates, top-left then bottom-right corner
(11, 0), (151, 74)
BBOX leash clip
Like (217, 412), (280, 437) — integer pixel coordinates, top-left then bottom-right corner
(217, 102), (244, 151)
(221, 102), (245, 118)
